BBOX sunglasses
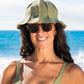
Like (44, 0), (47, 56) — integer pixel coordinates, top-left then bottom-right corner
(27, 23), (55, 33)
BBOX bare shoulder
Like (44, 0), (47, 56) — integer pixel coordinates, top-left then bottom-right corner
(1, 60), (17, 76)
(66, 63), (84, 74)
(65, 63), (84, 84)
(0, 60), (17, 84)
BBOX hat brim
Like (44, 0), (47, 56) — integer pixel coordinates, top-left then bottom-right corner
(17, 17), (66, 29)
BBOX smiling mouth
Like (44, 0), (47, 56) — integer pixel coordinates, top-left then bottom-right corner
(37, 37), (48, 41)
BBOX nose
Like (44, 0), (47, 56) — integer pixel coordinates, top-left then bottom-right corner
(37, 25), (44, 34)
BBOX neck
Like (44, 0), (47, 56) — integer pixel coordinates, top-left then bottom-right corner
(32, 47), (58, 63)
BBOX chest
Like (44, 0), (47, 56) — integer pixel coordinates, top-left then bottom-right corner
(21, 64), (62, 84)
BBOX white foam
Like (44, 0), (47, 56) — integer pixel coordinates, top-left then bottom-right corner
(73, 50), (84, 71)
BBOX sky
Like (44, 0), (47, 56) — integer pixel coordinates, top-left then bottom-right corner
(0, 0), (84, 30)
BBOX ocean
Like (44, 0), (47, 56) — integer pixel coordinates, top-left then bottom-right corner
(0, 30), (84, 78)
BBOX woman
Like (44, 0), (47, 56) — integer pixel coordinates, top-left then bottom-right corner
(0, 0), (84, 84)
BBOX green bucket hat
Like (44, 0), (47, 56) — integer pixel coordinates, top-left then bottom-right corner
(17, 0), (66, 29)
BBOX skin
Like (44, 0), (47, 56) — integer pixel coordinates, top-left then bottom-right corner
(0, 21), (84, 84)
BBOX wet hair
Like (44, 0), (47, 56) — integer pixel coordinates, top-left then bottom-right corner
(18, 23), (74, 63)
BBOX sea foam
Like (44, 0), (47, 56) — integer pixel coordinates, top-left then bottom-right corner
(73, 50), (84, 71)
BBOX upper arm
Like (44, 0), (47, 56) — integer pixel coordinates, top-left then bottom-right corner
(73, 65), (84, 84)
(0, 61), (17, 84)
(67, 63), (84, 84)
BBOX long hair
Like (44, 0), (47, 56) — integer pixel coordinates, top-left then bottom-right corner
(18, 23), (74, 63)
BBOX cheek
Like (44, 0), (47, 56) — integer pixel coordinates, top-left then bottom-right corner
(47, 32), (55, 44)
(49, 28), (56, 38)
(30, 33), (34, 43)
(48, 29), (56, 42)
(30, 33), (36, 44)
(51, 33), (55, 41)
(51, 25), (57, 36)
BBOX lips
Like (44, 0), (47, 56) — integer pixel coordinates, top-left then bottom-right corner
(37, 37), (47, 41)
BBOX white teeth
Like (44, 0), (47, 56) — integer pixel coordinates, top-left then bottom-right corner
(38, 37), (47, 41)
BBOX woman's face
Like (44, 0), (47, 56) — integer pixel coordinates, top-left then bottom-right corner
(27, 21), (57, 49)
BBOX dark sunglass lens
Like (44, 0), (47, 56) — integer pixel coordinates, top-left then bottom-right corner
(29, 24), (38, 33)
(42, 24), (52, 32)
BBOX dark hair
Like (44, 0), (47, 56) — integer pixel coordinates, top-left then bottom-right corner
(18, 23), (74, 63)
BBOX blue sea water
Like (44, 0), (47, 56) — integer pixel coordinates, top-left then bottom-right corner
(0, 30), (84, 57)
(0, 30), (84, 77)
(65, 31), (84, 56)
(0, 31), (21, 58)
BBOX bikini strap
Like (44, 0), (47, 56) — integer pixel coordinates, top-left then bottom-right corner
(53, 62), (68, 84)
(14, 60), (21, 82)
(58, 62), (67, 79)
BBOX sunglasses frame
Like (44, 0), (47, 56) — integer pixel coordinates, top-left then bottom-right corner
(27, 23), (56, 33)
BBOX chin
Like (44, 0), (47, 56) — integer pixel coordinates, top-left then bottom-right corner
(36, 43), (50, 49)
